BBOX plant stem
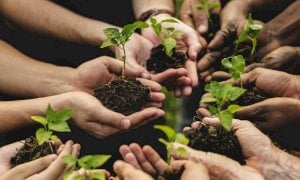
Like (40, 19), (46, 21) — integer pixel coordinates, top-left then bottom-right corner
(48, 141), (55, 154)
(121, 43), (126, 80)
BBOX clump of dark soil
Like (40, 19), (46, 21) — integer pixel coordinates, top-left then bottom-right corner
(235, 90), (268, 106)
(155, 167), (185, 180)
(94, 77), (150, 115)
(204, 14), (220, 43)
(185, 121), (245, 164)
(146, 45), (187, 73)
(10, 136), (56, 167)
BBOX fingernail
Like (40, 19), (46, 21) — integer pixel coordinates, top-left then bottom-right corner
(142, 72), (150, 79)
(198, 25), (207, 33)
(48, 154), (57, 161)
(120, 119), (131, 129)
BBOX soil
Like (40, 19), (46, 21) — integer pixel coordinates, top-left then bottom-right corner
(185, 120), (245, 164)
(146, 45), (187, 73)
(10, 136), (56, 167)
(204, 14), (220, 43)
(94, 77), (150, 115)
(155, 167), (185, 180)
(234, 90), (269, 106)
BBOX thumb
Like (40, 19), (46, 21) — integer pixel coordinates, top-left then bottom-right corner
(96, 106), (130, 129)
(127, 107), (165, 127)
(3, 154), (56, 179)
(104, 57), (142, 77)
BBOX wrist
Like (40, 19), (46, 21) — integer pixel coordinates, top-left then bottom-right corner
(137, 9), (174, 22)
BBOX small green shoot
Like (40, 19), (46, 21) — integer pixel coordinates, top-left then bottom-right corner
(234, 14), (263, 55)
(200, 81), (246, 131)
(148, 18), (183, 57)
(100, 21), (149, 79)
(197, 0), (220, 23)
(31, 104), (74, 146)
(62, 154), (111, 180)
(221, 55), (245, 87)
(154, 125), (189, 163)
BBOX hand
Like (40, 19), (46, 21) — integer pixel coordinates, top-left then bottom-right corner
(182, 118), (300, 179)
(170, 160), (210, 180)
(119, 143), (169, 175)
(113, 160), (154, 180)
(179, 0), (221, 34)
(0, 140), (80, 180)
(52, 91), (165, 139)
(173, 119), (267, 180)
(246, 46), (300, 74)
(121, 33), (194, 97)
(142, 13), (207, 89)
(66, 168), (110, 180)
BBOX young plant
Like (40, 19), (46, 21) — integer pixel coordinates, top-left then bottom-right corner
(31, 104), (74, 149)
(234, 14), (263, 55)
(197, 0), (220, 23)
(62, 154), (111, 180)
(100, 21), (149, 79)
(200, 81), (246, 131)
(154, 125), (189, 163)
(148, 17), (183, 57)
(221, 55), (246, 87)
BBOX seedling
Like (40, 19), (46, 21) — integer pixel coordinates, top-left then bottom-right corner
(234, 14), (263, 55)
(148, 18), (183, 57)
(100, 21), (149, 79)
(62, 154), (111, 180)
(154, 125), (189, 163)
(200, 81), (246, 131)
(221, 55), (245, 88)
(31, 104), (74, 151)
(197, 0), (220, 23)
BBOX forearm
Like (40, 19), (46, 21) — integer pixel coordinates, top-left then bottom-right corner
(0, 0), (118, 46)
(132, 0), (174, 20)
(0, 40), (75, 97)
(0, 94), (69, 133)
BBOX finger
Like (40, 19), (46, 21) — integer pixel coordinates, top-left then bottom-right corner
(144, 102), (163, 108)
(71, 144), (81, 157)
(211, 71), (231, 81)
(174, 88), (182, 97)
(119, 145), (132, 159)
(179, 0), (194, 28)
(185, 60), (198, 87)
(103, 56), (143, 77)
(148, 92), (165, 102)
(138, 78), (162, 92)
(113, 160), (153, 180)
(85, 122), (122, 138)
(181, 161), (209, 180)
(129, 143), (156, 174)
(142, 145), (169, 172)
(127, 107), (165, 127)
(41, 140), (74, 178)
(5, 154), (57, 179)
(126, 57), (149, 73)
(197, 51), (221, 72)
(182, 86), (193, 96)
(193, 8), (209, 34)
(186, 34), (203, 61)
(196, 108), (212, 117)
(245, 63), (265, 73)
(208, 26), (234, 50)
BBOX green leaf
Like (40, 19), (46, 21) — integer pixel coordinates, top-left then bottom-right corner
(196, 4), (204, 9)
(250, 37), (257, 55)
(232, 55), (245, 72)
(78, 155), (111, 170)
(221, 58), (233, 69)
(218, 110), (233, 131)
(74, 175), (85, 180)
(158, 138), (170, 147)
(209, 2), (220, 10)
(208, 105), (218, 115)
(100, 38), (118, 48)
(31, 116), (47, 126)
(227, 104), (241, 114)
(62, 155), (77, 168)
(200, 96), (217, 103)
(103, 28), (120, 38)
(50, 135), (58, 141)
(175, 147), (188, 157)
(163, 37), (176, 57)
(172, 30), (183, 37)
(150, 17), (157, 25)
(228, 87), (246, 101)
(54, 108), (74, 122)
(48, 121), (71, 132)
(161, 19), (178, 23)
(46, 104), (55, 123)
(122, 21), (149, 39)
(36, 128), (52, 145)
(154, 125), (176, 142)
(175, 133), (189, 145)
(89, 172), (105, 180)
(166, 27), (175, 32)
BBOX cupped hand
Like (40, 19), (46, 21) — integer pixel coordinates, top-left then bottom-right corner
(0, 140), (80, 180)
(66, 168), (110, 180)
(179, 0), (221, 34)
(53, 91), (165, 139)
(119, 143), (169, 175)
(170, 160), (210, 180)
(246, 46), (300, 74)
(113, 160), (154, 180)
